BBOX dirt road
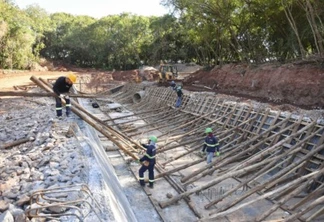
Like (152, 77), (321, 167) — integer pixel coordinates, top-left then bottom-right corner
(0, 71), (70, 91)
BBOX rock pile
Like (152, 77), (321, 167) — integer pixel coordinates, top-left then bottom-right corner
(0, 96), (93, 221)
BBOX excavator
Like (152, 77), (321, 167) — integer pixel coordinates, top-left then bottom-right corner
(158, 64), (179, 83)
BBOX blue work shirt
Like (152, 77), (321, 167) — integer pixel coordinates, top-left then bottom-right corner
(202, 134), (219, 153)
(140, 144), (156, 164)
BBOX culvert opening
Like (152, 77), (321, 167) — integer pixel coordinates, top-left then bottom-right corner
(133, 90), (145, 103)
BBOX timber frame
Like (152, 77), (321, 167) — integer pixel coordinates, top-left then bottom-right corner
(28, 79), (324, 222)
(107, 83), (324, 222)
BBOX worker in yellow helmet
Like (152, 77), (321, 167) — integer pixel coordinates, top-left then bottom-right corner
(52, 73), (77, 119)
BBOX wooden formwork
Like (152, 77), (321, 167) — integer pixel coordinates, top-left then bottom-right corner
(107, 83), (324, 222)
(28, 76), (324, 221)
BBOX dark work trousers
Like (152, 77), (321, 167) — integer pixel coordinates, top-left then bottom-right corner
(139, 163), (155, 186)
(55, 97), (71, 117)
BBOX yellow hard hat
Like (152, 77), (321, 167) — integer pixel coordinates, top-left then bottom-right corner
(67, 73), (77, 83)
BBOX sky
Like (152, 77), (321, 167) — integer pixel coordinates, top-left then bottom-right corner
(14, 0), (170, 18)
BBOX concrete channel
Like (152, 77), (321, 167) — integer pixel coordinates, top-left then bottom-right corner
(30, 77), (324, 221)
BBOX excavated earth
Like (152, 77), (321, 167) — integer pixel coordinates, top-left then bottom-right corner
(182, 62), (324, 111)
(1, 61), (324, 112)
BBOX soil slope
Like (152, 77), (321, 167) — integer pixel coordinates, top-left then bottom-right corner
(1, 61), (323, 111)
(182, 62), (324, 110)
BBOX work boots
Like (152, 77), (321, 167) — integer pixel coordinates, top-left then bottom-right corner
(147, 183), (154, 189)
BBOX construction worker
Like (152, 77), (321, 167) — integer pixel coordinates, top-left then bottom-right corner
(52, 73), (77, 118)
(201, 128), (220, 164)
(175, 85), (183, 108)
(170, 80), (176, 90)
(138, 136), (157, 188)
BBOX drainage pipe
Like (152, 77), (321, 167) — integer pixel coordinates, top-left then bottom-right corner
(132, 90), (145, 103)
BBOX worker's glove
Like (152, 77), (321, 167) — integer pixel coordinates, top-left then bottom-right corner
(215, 152), (220, 157)
(59, 94), (65, 99)
(64, 95), (69, 99)
(200, 150), (206, 155)
(135, 159), (141, 164)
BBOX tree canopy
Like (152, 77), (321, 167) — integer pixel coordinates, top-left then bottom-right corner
(0, 0), (323, 70)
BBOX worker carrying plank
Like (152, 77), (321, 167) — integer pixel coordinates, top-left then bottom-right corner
(52, 73), (77, 119)
(137, 136), (157, 188)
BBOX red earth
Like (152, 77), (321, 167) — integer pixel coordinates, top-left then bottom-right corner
(181, 62), (324, 110)
(1, 60), (323, 111)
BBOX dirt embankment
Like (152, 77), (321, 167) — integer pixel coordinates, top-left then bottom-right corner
(1, 61), (323, 111)
(182, 62), (324, 110)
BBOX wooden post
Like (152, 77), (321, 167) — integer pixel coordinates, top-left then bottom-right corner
(288, 184), (324, 211)
(157, 112), (212, 138)
(121, 109), (180, 133)
(202, 168), (324, 221)
(155, 163), (202, 218)
(127, 113), (186, 137)
(103, 107), (165, 123)
(209, 142), (324, 215)
(38, 77), (146, 151)
(30, 76), (142, 159)
(181, 120), (300, 184)
(256, 180), (310, 221)
(158, 157), (280, 209)
(204, 156), (282, 209)
(0, 91), (97, 98)
(0, 137), (35, 149)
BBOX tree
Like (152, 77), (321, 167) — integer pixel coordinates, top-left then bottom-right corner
(0, 1), (35, 69)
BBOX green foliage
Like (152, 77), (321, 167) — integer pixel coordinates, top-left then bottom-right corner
(0, 1), (36, 69)
(0, 0), (323, 70)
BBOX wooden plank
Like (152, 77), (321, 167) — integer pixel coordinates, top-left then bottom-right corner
(223, 103), (238, 128)
(0, 91), (97, 98)
(255, 108), (270, 134)
(0, 137), (35, 149)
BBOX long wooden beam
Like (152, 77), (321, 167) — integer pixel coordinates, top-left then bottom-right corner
(31, 76), (143, 159)
(157, 112), (213, 138)
(186, 120), (316, 185)
(202, 168), (324, 221)
(128, 113), (191, 137)
(210, 142), (324, 215)
(0, 91), (97, 98)
(112, 107), (177, 128)
(204, 154), (288, 209)
(38, 77), (145, 152)
(103, 106), (166, 122)
(256, 179), (310, 221)
(283, 195), (324, 222)
(0, 137), (35, 149)
(123, 110), (182, 134)
(180, 121), (298, 184)
(158, 154), (287, 208)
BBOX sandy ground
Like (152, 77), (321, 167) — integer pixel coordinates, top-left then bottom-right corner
(0, 71), (71, 91)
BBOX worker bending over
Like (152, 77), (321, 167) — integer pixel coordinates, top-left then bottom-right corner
(52, 73), (77, 118)
(138, 136), (157, 188)
(201, 128), (220, 164)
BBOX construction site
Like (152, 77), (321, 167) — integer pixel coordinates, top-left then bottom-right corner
(1, 62), (324, 222)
